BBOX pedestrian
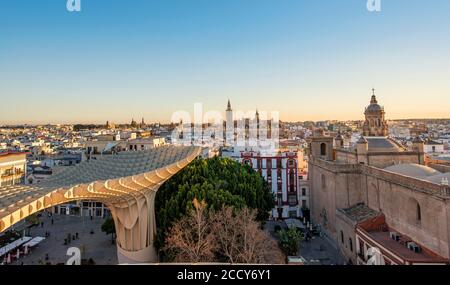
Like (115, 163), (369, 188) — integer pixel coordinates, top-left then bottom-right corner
(75, 232), (79, 239)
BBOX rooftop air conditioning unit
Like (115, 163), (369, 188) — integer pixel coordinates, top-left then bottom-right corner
(407, 242), (421, 253)
(390, 232), (401, 242)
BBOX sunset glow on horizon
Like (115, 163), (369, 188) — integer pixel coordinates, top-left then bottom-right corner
(1, 0), (449, 124)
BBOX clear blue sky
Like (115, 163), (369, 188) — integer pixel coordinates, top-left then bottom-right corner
(1, 0), (449, 124)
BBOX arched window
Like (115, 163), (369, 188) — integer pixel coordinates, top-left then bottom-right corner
(320, 143), (327, 156)
(340, 231), (344, 244)
(407, 198), (422, 226)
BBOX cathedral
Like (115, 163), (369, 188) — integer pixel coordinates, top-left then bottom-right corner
(308, 91), (450, 265)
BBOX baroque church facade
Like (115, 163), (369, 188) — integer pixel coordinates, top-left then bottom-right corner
(308, 92), (450, 265)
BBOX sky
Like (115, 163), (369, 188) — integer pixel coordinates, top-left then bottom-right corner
(0, 0), (449, 124)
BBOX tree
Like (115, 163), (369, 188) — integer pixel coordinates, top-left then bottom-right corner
(101, 218), (116, 244)
(210, 206), (285, 264)
(155, 157), (275, 252)
(25, 213), (39, 227)
(164, 199), (285, 264)
(277, 227), (304, 256)
(164, 199), (217, 263)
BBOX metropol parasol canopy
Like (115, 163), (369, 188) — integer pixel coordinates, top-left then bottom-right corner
(0, 145), (202, 263)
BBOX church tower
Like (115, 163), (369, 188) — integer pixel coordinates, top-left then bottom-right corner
(362, 89), (388, 137)
(225, 99), (234, 143)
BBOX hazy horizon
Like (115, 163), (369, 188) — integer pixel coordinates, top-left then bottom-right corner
(1, 116), (450, 127)
(1, 0), (449, 124)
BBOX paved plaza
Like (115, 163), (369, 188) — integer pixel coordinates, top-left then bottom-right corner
(12, 214), (117, 265)
(266, 220), (345, 265)
(299, 235), (346, 265)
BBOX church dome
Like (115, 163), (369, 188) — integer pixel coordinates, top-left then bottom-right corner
(366, 103), (382, 112)
(365, 94), (383, 113)
(384, 163), (441, 178)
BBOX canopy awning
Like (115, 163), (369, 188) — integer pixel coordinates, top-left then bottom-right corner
(285, 218), (306, 229)
(22, 236), (45, 248)
(0, 236), (32, 257)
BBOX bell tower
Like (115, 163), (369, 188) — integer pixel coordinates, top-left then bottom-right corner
(362, 89), (388, 137)
(225, 99), (234, 143)
(309, 129), (334, 161)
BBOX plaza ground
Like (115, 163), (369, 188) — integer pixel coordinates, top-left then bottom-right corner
(11, 214), (117, 265)
(266, 220), (345, 265)
(7, 215), (343, 265)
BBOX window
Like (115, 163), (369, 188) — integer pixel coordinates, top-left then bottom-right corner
(277, 194), (283, 206)
(277, 159), (282, 168)
(277, 182), (282, 192)
(359, 239), (365, 258)
(266, 159), (272, 169)
(302, 188), (307, 196)
(417, 203), (421, 223)
(288, 195), (297, 206)
(340, 231), (344, 244)
(407, 198), (422, 225)
(289, 171), (295, 192)
(320, 143), (327, 156)
(321, 174), (326, 189)
(288, 160), (295, 167)
(349, 238), (353, 252)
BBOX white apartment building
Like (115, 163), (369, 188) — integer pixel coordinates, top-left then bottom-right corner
(0, 152), (27, 187)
